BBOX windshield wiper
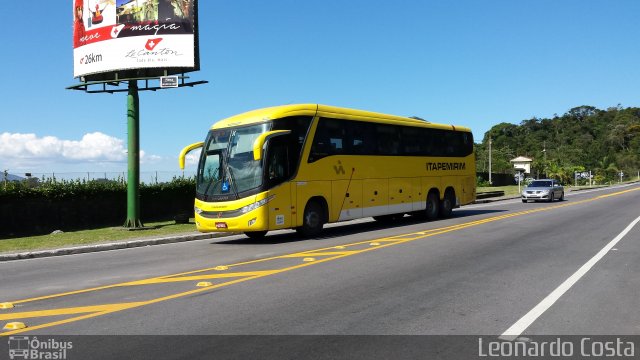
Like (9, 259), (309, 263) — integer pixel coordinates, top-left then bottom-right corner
(225, 164), (240, 200)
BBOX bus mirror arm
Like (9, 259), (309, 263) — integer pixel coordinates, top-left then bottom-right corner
(178, 141), (205, 170)
(252, 130), (291, 161)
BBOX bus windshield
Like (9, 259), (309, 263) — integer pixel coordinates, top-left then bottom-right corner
(197, 123), (270, 199)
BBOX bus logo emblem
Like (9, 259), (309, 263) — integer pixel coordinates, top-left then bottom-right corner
(333, 161), (345, 175)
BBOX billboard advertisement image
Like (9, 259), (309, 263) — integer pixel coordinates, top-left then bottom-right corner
(73, 0), (198, 79)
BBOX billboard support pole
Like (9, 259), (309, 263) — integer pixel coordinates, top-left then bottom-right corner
(124, 80), (143, 229)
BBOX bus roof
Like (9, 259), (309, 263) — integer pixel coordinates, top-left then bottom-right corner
(210, 104), (471, 132)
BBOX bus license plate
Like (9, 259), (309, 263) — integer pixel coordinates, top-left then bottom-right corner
(215, 222), (228, 229)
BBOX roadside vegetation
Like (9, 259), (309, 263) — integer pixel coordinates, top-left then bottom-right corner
(0, 176), (196, 239)
(475, 105), (640, 185)
(0, 219), (199, 254)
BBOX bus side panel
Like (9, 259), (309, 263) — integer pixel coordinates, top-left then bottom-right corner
(296, 180), (332, 225)
(290, 183), (298, 227)
(332, 180), (363, 221)
(421, 176), (441, 200)
(411, 178), (425, 211)
(362, 179), (389, 217)
(389, 178), (413, 214)
(461, 175), (476, 205)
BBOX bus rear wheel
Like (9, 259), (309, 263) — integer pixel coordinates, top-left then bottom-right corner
(439, 190), (454, 218)
(296, 201), (325, 238)
(426, 192), (439, 220)
(244, 231), (267, 239)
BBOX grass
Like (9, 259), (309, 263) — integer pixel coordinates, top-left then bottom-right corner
(477, 185), (522, 197)
(0, 220), (200, 254)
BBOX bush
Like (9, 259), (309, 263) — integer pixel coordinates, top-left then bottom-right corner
(0, 177), (196, 237)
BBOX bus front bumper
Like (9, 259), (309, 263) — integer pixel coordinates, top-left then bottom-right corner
(194, 204), (269, 233)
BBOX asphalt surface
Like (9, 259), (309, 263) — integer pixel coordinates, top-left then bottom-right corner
(1, 184), (639, 359)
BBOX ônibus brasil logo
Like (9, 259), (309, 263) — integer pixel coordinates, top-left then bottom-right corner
(8, 336), (73, 360)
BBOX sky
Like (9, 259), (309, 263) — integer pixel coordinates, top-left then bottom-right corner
(1, 0), (639, 178)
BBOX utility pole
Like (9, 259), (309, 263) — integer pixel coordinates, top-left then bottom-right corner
(124, 81), (142, 228)
(488, 137), (492, 185)
(542, 141), (547, 178)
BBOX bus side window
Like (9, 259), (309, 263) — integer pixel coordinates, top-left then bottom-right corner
(266, 139), (289, 185)
(376, 124), (400, 155)
(309, 118), (345, 162)
(345, 120), (376, 155)
(272, 115), (313, 171)
(401, 127), (421, 155)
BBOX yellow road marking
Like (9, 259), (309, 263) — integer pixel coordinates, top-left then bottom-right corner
(1, 186), (638, 336)
(1, 194), (610, 306)
(280, 251), (357, 257)
(123, 271), (278, 286)
(0, 302), (146, 321)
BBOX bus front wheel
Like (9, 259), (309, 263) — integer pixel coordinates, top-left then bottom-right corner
(296, 201), (325, 238)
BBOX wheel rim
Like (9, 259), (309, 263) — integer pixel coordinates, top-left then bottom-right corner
(306, 211), (320, 228)
(444, 198), (452, 212)
(427, 201), (435, 216)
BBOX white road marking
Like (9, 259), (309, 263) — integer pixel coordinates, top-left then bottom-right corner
(499, 213), (640, 341)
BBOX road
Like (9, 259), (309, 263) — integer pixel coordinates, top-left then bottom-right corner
(1, 184), (639, 359)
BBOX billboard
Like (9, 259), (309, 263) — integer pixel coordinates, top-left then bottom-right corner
(73, 0), (199, 79)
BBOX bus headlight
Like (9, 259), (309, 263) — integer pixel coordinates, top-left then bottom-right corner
(240, 195), (275, 214)
(194, 206), (203, 215)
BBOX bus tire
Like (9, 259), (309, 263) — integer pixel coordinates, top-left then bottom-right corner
(245, 231), (267, 239)
(296, 200), (325, 238)
(439, 190), (454, 218)
(426, 192), (439, 220)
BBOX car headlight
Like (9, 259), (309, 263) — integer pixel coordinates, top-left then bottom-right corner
(540, 190), (549, 194)
(240, 195), (275, 214)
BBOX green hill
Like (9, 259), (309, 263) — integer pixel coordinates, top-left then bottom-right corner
(475, 105), (640, 184)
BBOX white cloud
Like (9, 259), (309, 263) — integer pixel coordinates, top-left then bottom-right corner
(0, 132), (162, 168)
(185, 148), (201, 167)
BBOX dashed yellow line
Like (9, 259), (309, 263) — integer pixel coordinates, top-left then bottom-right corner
(1, 186), (639, 336)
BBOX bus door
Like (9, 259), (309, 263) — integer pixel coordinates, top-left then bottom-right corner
(265, 138), (293, 229)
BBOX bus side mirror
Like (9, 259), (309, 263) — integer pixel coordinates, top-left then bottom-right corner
(178, 141), (204, 170)
(252, 130), (291, 161)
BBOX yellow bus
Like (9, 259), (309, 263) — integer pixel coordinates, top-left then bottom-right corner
(179, 104), (475, 238)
